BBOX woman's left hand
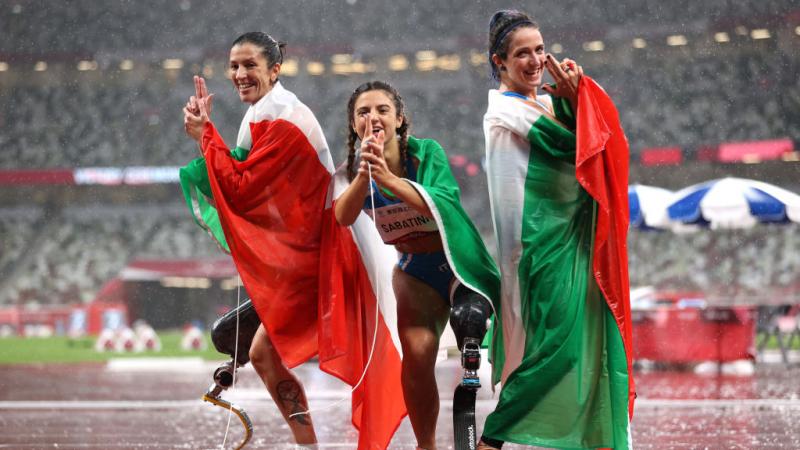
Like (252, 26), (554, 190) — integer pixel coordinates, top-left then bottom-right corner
(542, 54), (583, 110)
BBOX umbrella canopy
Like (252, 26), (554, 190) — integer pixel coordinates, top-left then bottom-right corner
(628, 184), (674, 230)
(667, 177), (800, 229)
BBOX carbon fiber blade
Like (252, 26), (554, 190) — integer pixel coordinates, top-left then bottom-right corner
(453, 384), (478, 450)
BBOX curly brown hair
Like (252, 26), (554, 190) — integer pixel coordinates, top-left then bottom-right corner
(345, 81), (411, 181)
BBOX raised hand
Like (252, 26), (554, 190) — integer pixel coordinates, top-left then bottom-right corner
(183, 88), (210, 144)
(183, 75), (215, 145)
(541, 54), (583, 111)
(358, 115), (391, 185)
(194, 75), (214, 117)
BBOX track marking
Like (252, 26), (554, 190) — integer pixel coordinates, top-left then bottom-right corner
(2, 397), (799, 410)
(0, 445), (359, 449)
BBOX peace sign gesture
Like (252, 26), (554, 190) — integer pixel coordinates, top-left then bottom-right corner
(542, 54), (583, 112)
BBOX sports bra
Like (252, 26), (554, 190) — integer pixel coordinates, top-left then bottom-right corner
(363, 156), (439, 245)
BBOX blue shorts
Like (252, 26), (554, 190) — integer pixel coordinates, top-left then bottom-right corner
(397, 251), (455, 304)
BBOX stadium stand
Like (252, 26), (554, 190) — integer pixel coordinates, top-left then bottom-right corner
(0, 0), (798, 310)
(629, 226), (800, 305)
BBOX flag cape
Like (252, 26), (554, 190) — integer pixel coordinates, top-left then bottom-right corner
(403, 136), (501, 309)
(179, 82), (405, 449)
(482, 77), (633, 449)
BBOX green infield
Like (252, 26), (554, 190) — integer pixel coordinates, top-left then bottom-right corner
(0, 331), (795, 365)
(758, 333), (800, 352)
(0, 331), (225, 365)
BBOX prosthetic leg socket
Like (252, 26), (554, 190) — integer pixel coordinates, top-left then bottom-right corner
(202, 299), (261, 449)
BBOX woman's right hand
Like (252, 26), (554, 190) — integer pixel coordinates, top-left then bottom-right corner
(193, 76), (214, 117)
(358, 116), (392, 184)
(335, 116), (378, 226)
(183, 93), (210, 143)
(183, 76), (214, 143)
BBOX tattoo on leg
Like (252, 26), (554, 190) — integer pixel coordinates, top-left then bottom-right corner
(277, 380), (311, 425)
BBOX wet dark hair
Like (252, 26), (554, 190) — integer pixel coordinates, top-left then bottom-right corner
(231, 32), (286, 82)
(488, 10), (539, 81)
(345, 81), (411, 182)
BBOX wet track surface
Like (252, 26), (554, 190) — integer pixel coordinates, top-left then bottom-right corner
(1, 357), (799, 449)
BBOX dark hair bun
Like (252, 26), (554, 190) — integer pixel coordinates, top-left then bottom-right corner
(487, 10), (538, 81)
(232, 32), (285, 67)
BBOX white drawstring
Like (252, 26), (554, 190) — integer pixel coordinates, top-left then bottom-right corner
(220, 275), (243, 449)
(289, 162), (382, 420)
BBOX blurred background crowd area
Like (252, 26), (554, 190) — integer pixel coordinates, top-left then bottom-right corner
(0, 0), (798, 311)
(1, 0), (798, 168)
(1, 203), (797, 308)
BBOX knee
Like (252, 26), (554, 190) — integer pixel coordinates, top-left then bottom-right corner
(449, 286), (492, 350)
(209, 313), (232, 355)
(209, 322), (225, 352)
(399, 331), (443, 378)
(248, 339), (281, 377)
(248, 344), (266, 373)
(209, 299), (260, 365)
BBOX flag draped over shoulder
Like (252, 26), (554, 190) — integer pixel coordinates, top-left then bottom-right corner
(179, 83), (405, 449)
(574, 77), (635, 419)
(482, 77), (633, 449)
(403, 136), (501, 309)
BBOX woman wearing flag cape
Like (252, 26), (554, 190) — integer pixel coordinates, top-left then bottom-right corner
(181, 33), (406, 449)
(478, 10), (635, 450)
(334, 81), (501, 450)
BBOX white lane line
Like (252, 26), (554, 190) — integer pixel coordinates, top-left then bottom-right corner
(105, 357), (207, 372)
(1, 397), (799, 410)
(633, 398), (800, 408)
(0, 446), (358, 449)
(0, 444), (356, 450)
(0, 400), (202, 409)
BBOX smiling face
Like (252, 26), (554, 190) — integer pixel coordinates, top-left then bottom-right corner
(229, 43), (280, 104)
(351, 89), (404, 144)
(493, 27), (546, 97)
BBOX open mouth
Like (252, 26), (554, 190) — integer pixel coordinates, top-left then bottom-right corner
(237, 83), (255, 93)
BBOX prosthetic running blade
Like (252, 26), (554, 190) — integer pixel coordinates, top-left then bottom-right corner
(453, 337), (482, 450)
(201, 299), (260, 449)
(202, 384), (254, 450)
(453, 384), (478, 450)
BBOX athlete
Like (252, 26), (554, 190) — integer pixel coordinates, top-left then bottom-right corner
(478, 10), (635, 449)
(181, 31), (325, 447)
(334, 81), (500, 450)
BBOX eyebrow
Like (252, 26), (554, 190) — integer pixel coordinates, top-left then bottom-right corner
(357, 103), (391, 111)
(230, 58), (257, 65)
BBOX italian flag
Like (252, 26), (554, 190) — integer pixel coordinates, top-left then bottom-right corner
(179, 83), (405, 449)
(402, 136), (501, 310)
(482, 77), (634, 449)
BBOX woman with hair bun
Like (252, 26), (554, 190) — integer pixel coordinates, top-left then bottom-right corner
(181, 34), (407, 449)
(335, 81), (500, 450)
(479, 9), (635, 450)
(181, 31), (323, 447)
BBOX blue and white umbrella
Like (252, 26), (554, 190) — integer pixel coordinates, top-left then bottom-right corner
(628, 184), (674, 230)
(667, 177), (800, 229)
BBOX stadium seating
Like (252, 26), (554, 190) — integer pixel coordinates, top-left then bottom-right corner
(1, 0), (798, 309)
(628, 225), (800, 304)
